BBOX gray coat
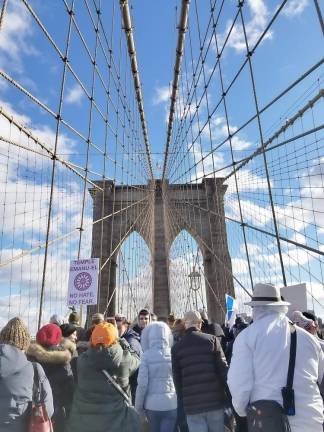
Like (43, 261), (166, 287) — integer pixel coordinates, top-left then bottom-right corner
(0, 343), (53, 432)
(135, 322), (177, 412)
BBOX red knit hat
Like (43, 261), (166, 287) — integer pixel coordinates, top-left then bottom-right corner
(36, 323), (62, 347)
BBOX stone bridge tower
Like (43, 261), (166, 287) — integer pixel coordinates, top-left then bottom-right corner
(89, 178), (234, 323)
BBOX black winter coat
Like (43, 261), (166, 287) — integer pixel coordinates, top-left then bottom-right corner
(171, 327), (228, 415)
(27, 339), (75, 431)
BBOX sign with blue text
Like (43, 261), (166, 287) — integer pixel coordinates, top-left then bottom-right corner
(67, 258), (99, 306)
(225, 294), (237, 327)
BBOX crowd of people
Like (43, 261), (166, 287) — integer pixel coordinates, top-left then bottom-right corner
(0, 283), (324, 432)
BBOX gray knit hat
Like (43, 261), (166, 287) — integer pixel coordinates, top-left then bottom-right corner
(92, 313), (104, 323)
(0, 317), (31, 351)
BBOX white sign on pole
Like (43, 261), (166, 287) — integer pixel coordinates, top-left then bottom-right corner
(281, 283), (307, 316)
(67, 258), (99, 307)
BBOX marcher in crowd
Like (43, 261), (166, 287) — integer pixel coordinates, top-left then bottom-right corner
(116, 315), (142, 357)
(200, 309), (226, 351)
(50, 314), (66, 326)
(60, 323), (78, 344)
(68, 309), (86, 343)
(60, 323), (78, 380)
(292, 310), (317, 332)
(293, 310), (324, 353)
(133, 308), (151, 338)
(225, 317), (248, 364)
(167, 313), (176, 329)
(84, 312), (105, 341)
(0, 318), (53, 431)
(116, 314), (142, 403)
(172, 319), (186, 343)
(228, 283), (324, 432)
(68, 322), (141, 432)
(27, 323), (75, 432)
(172, 310), (228, 432)
(151, 313), (158, 322)
(135, 322), (177, 432)
(170, 319), (189, 432)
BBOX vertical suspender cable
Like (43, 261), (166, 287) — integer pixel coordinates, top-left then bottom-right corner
(38, 0), (76, 329)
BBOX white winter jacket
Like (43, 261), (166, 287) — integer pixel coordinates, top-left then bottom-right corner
(135, 322), (177, 412)
(228, 310), (324, 432)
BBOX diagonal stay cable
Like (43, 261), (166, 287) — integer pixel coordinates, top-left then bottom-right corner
(162, 0), (190, 180)
(119, 0), (154, 179)
(0, 193), (151, 269)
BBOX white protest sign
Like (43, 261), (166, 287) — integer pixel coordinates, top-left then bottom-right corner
(67, 258), (99, 306)
(281, 283), (307, 317)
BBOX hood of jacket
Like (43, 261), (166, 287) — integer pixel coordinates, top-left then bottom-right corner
(132, 324), (143, 337)
(0, 343), (30, 378)
(83, 342), (124, 372)
(123, 328), (140, 342)
(61, 337), (77, 355)
(27, 341), (72, 364)
(141, 322), (173, 351)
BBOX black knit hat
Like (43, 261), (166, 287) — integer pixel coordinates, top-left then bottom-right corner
(60, 323), (77, 338)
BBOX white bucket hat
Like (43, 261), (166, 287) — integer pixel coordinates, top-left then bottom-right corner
(245, 283), (290, 307)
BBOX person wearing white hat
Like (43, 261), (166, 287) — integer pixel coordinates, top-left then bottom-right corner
(227, 283), (324, 432)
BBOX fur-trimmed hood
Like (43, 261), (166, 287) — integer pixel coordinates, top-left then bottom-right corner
(27, 341), (72, 364)
(61, 337), (77, 355)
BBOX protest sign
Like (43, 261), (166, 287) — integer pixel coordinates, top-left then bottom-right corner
(67, 258), (99, 306)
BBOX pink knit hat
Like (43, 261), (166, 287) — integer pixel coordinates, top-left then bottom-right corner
(36, 323), (62, 347)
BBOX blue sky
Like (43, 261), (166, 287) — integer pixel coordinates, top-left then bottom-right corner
(0, 0), (322, 174)
(0, 0), (323, 328)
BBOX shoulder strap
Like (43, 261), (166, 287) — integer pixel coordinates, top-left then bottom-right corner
(32, 362), (42, 403)
(101, 369), (131, 406)
(286, 324), (297, 389)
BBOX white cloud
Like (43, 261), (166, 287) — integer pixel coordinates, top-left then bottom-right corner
(225, 169), (271, 194)
(153, 85), (171, 105)
(240, 242), (262, 255)
(226, 198), (274, 227)
(202, 116), (252, 151)
(189, 142), (226, 182)
(290, 232), (306, 245)
(231, 257), (253, 275)
(0, 0), (38, 73)
(0, 102), (93, 329)
(0, 99), (76, 157)
(283, 0), (309, 17)
(217, 0), (273, 53)
(65, 84), (84, 105)
(0, 248), (74, 334)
